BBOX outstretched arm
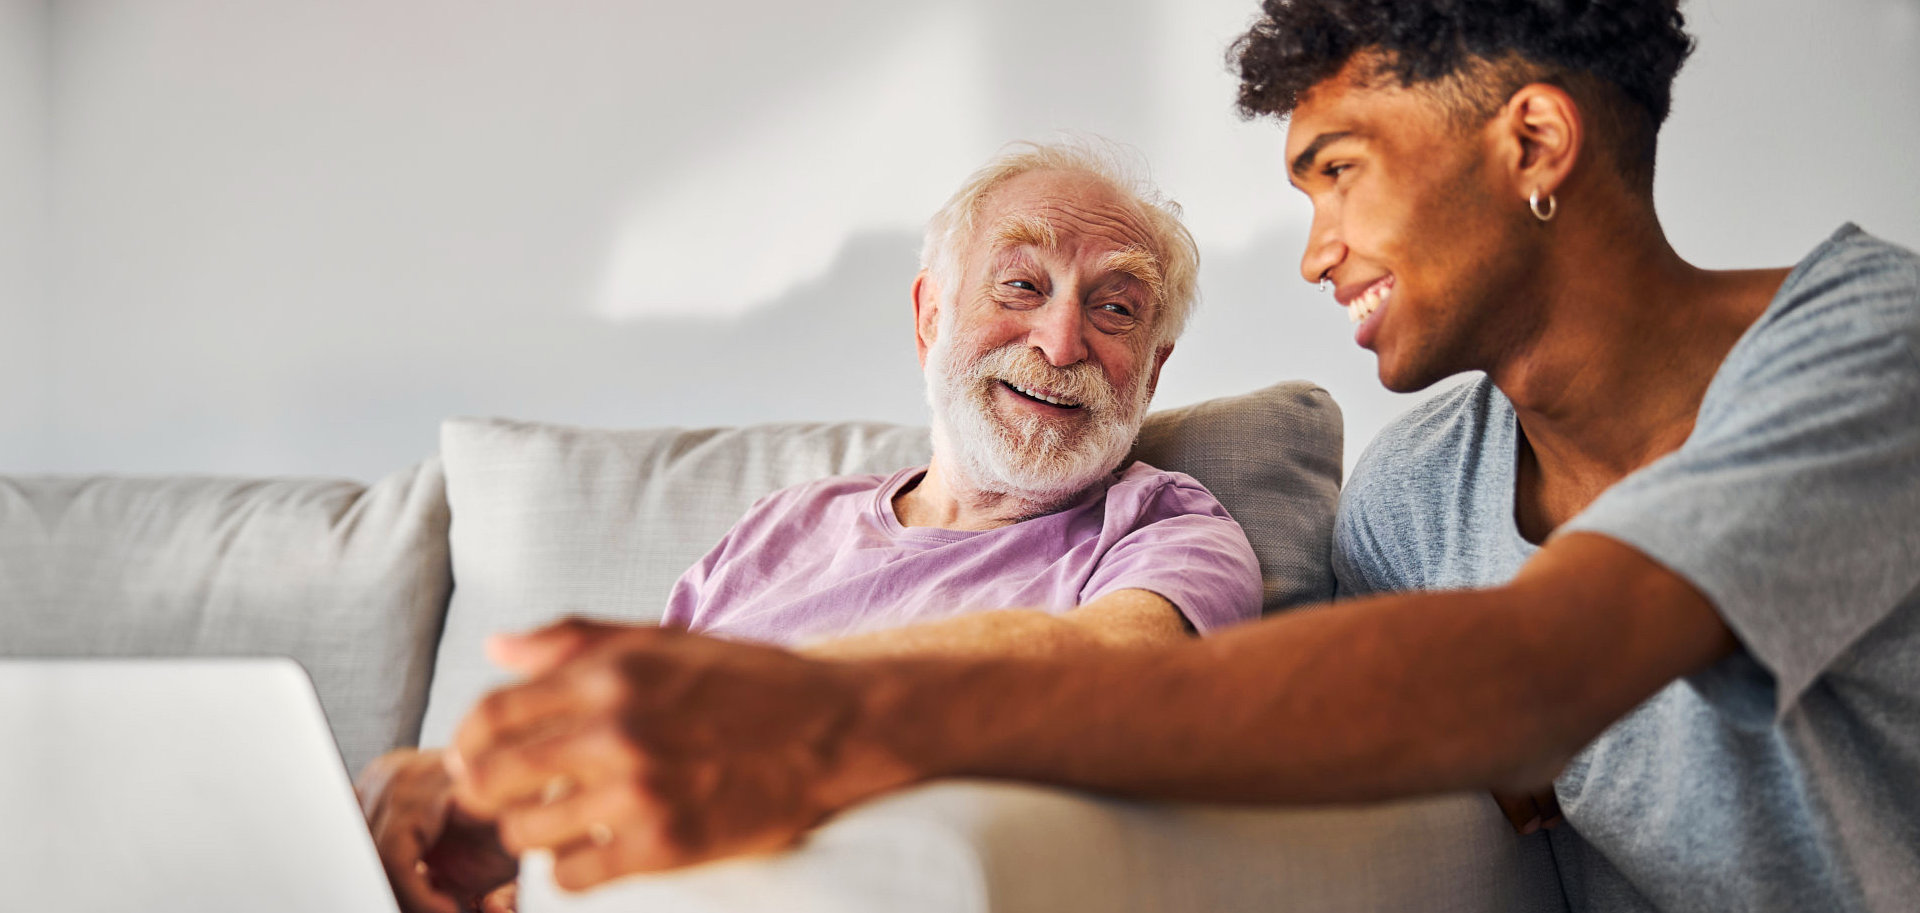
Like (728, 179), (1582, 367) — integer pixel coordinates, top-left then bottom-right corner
(446, 531), (1735, 891)
(800, 588), (1190, 661)
(869, 532), (1734, 802)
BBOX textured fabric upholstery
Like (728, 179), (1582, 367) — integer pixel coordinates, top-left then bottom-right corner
(0, 461), (452, 773)
(421, 420), (933, 746)
(515, 784), (1542, 913)
(419, 380), (1341, 746)
(1131, 380), (1342, 613)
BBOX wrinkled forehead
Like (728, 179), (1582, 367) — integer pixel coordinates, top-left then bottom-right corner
(969, 169), (1158, 263)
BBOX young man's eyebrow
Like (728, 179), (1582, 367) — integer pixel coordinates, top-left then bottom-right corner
(1290, 131), (1355, 179)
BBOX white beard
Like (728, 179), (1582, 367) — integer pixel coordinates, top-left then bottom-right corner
(924, 327), (1154, 510)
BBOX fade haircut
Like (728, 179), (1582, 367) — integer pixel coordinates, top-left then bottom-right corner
(1231, 0), (1695, 193)
(919, 139), (1201, 346)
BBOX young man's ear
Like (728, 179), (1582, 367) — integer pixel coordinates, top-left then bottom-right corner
(912, 271), (940, 369)
(1497, 82), (1583, 205)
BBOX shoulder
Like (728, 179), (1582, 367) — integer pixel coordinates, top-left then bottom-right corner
(1083, 462), (1263, 631)
(1785, 224), (1920, 302)
(1756, 226), (1920, 359)
(1103, 461), (1234, 521)
(1334, 378), (1510, 595)
(1700, 227), (1920, 433)
(1343, 377), (1506, 515)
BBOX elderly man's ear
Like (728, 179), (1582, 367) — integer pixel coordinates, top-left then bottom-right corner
(1147, 343), (1173, 402)
(913, 271), (939, 369)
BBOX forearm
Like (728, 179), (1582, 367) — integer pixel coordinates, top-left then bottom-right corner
(802, 589), (1189, 662)
(849, 539), (1734, 804)
(802, 609), (1096, 661)
(853, 594), (1548, 805)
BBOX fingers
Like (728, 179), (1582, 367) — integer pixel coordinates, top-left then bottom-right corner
(381, 836), (463, 913)
(1535, 789), (1565, 830)
(544, 802), (798, 893)
(1490, 789), (1564, 835)
(447, 626), (887, 890)
(487, 617), (639, 678)
(1491, 790), (1537, 832)
(360, 750), (464, 913)
(368, 805), (460, 913)
(496, 779), (637, 856)
(477, 882), (519, 913)
(453, 720), (641, 820)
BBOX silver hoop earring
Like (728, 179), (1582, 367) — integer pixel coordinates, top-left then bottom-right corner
(1530, 189), (1557, 222)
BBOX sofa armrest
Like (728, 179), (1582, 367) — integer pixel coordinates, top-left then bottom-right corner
(517, 781), (1557, 913)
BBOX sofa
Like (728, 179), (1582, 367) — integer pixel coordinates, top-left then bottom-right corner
(1, 380), (1563, 912)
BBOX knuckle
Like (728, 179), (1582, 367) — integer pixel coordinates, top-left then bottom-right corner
(630, 766), (679, 811)
(473, 688), (515, 730)
(593, 722), (647, 775)
(494, 813), (526, 854)
(553, 853), (604, 892)
(585, 663), (631, 709)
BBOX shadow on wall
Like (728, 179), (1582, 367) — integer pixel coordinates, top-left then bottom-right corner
(589, 0), (1160, 323)
(39, 0), (1206, 479)
(39, 229), (936, 481)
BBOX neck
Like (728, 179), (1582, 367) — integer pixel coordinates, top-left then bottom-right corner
(893, 457), (1083, 531)
(1488, 205), (1782, 482)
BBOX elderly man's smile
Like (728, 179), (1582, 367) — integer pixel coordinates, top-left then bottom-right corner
(998, 380), (1085, 410)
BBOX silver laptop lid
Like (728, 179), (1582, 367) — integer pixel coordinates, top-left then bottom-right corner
(0, 658), (400, 913)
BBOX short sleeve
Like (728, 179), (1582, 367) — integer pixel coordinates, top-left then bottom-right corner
(657, 528), (728, 630)
(658, 486), (790, 631)
(1332, 477), (1398, 599)
(1081, 474), (1263, 635)
(1561, 239), (1920, 714)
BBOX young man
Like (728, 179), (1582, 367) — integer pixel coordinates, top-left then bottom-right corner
(442, 3), (1919, 910)
(359, 142), (1263, 913)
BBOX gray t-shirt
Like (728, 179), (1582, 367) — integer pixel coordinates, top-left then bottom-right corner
(1333, 225), (1920, 913)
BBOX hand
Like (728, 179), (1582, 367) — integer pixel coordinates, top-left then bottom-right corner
(445, 619), (916, 891)
(356, 747), (520, 913)
(1491, 786), (1564, 835)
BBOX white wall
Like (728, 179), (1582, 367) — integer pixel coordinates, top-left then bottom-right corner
(0, 0), (47, 468)
(25, 0), (1920, 480)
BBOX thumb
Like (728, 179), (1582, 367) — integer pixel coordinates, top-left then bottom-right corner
(485, 617), (619, 677)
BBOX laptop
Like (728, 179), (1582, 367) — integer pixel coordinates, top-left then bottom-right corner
(0, 658), (402, 913)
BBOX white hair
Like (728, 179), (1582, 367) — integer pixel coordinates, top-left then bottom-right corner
(918, 137), (1200, 345)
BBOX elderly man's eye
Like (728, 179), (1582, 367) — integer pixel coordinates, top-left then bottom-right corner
(1005, 280), (1038, 291)
(1091, 303), (1139, 333)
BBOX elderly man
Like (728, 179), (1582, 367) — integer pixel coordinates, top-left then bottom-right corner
(441, 2), (1919, 911)
(357, 141), (1263, 913)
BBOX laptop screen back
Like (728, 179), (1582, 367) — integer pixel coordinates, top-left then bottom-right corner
(0, 658), (400, 913)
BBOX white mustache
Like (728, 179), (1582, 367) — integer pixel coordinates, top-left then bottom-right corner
(968, 346), (1117, 414)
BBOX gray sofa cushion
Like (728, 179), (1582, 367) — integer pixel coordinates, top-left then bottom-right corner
(1131, 381), (1342, 613)
(420, 381), (1341, 747)
(0, 461), (452, 774)
(421, 420), (934, 746)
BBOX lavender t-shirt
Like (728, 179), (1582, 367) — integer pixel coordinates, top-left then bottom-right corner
(660, 461), (1262, 646)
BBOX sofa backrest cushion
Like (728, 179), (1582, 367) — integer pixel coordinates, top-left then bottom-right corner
(419, 380), (1341, 747)
(0, 460), (452, 775)
(1129, 381), (1343, 613)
